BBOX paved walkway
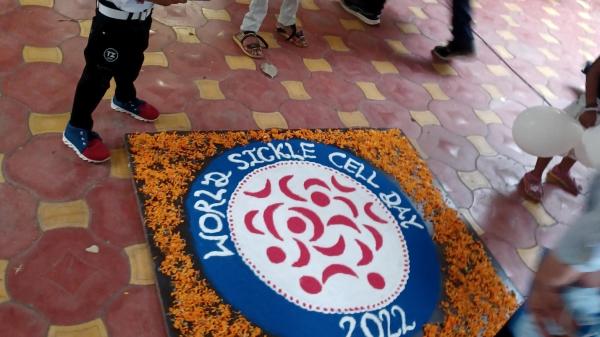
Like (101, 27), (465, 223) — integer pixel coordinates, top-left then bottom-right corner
(0, 0), (597, 336)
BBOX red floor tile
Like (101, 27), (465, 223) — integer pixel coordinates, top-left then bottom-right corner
(184, 99), (256, 131)
(0, 303), (48, 337)
(53, 0), (95, 20)
(0, 97), (30, 153)
(88, 179), (146, 248)
(2, 63), (78, 114)
(470, 188), (538, 249)
(359, 100), (421, 138)
(0, 32), (23, 76)
(428, 99), (488, 136)
(7, 229), (129, 325)
(0, 7), (79, 46)
(105, 286), (168, 337)
(418, 126), (479, 171)
(4, 135), (109, 200)
(0, 184), (39, 259)
(279, 100), (344, 129)
(220, 71), (289, 111)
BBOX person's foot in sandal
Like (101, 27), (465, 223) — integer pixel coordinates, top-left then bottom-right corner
(547, 165), (581, 196)
(519, 172), (543, 202)
(276, 23), (308, 48)
(233, 31), (268, 59)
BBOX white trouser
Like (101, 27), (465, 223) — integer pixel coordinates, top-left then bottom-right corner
(240, 0), (300, 33)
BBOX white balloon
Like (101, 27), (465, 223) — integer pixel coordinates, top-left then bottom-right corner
(581, 126), (600, 168)
(512, 106), (583, 157)
(574, 137), (594, 167)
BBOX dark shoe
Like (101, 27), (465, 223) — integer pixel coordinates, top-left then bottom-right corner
(111, 97), (160, 122)
(432, 41), (475, 61)
(63, 123), (110, 163)
(339, 0), (381, 25)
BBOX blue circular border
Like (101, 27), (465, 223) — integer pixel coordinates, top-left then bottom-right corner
(184, 139), (441, 337)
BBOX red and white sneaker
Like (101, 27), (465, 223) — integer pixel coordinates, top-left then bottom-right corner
(63, 123), (110, 163)
(111, 97), (160, 122)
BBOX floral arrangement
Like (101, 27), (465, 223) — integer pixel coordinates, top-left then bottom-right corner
(127, 129), (518, 337)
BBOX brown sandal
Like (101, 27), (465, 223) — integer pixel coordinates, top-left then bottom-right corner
(233, 31), (269, 59)
(519, 172), (543, 202)
(547, 166), (580, 196)
(276, 24), (308, 48)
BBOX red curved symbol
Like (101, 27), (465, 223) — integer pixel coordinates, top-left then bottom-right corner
(356, 239), (374, 266)
(364, 225), (383, 251)
(322, 264), (358, 284)
(333, 196), (358, 218)
(331, 176), (356, 193)
(327, 215), (361, 233)
(365, 202), (387, 224)
(292, 239), (310, 267)
(304, 178), (331, 190)
(289, 207), (324, 241)
(244, 179), (271, 198)
(279, 175), (307, 202)
(314, 236), (346, 256)
(264, 203), (284, 240)
(244, 210), (264, 235)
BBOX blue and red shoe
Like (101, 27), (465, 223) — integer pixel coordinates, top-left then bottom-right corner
(111, 97), (160, 122)
(62, 123), (110, 163)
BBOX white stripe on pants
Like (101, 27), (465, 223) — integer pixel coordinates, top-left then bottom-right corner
(240, 0), (300, 33)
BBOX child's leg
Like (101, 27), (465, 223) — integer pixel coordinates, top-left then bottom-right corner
(70, 64), (112, 130)
(277, 0), (300, 27)
(241, 0), (269, 33)
(114, 19), (151, 103)
(276, 0), (308, 47)
(69, 15), (114, 130)
(547, 157), (580, 195)
(520, 157), (552, 202)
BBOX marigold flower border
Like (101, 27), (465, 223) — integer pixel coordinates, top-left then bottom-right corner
(126, 129), (519, 337)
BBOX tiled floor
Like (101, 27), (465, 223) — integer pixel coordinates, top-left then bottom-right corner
(0, 0), (597, 335)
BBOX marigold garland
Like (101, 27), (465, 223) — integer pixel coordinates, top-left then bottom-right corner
(127, 129), (518, 337)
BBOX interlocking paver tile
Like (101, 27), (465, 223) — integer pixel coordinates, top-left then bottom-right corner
(252, 111), (288, 129)
(110, 149), (131, 179)
(517, 246), (543, 272)
(371, 60), (398, 74)
(172, 26), (201, 43)
(0, 260), (8, 303)
(22, 46), (63, 64)
(142, 51), (168, 67)
(48, 319), (109, 337)
(338, 110), (369, 128)
(281, 81), (311, 100)
(38, 200), (89, 231)
(154, 113), (192, 131)
(195, 79), (225, 100)
(125, 244), (156, 285)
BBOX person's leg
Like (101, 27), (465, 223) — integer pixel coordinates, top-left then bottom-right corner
(69, 64), (112, 131)
(276, 0), (308, 47)
(113, 19), (150, 103)
(431, 0), (475, 60)
(339, 0), (386, 25)
(519, 157), (552, 202)
(234, 0), (270, 58)
(112, 18), (159, 122)
(450, 0), (473, 49)
(69, 15), (114, 131)
(64, 14), (113, 162)
(547, 157), (580, 195)
(277, 0), (299, 27)
(241, 0), (269, 33)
